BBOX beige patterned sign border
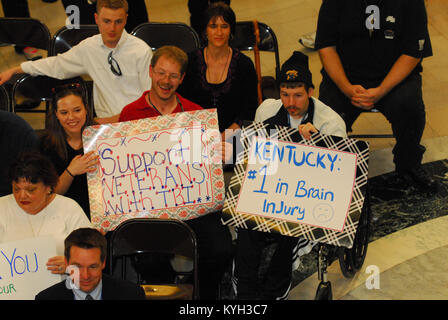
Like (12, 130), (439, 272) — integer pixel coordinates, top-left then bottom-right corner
(222, 121), (370, 248)
(82, 109), (225, 232)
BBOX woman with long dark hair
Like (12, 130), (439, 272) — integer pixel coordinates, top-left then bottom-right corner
(179, 1), (258, 137)
(40, 84), (98, 219)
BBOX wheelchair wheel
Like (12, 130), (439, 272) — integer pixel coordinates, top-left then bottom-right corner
(338, 247), (358, 278)
(338, 185), (371, 278)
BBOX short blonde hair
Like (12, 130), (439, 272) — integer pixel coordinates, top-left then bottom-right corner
(97, 0), (128, 13)
(151, 46), (188, 75)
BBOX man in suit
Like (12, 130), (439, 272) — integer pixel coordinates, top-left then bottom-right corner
(35, 228), (145, 300)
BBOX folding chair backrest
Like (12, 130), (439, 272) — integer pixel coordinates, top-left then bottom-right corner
(0, 17), (51, 50)
(50, 25), (99, 56)
(12, 75), (89, 117)
(48, 25), (99, 114)
(109, 218), (199, 299)
(232, 21), (281, 80)
(348, 109), (394, 139)
(131, 22), (201, 54)
(0, 85), (10, 112)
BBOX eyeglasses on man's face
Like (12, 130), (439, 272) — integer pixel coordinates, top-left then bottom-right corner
(108, 51), (122, 76)
(152, 68), (182, 81)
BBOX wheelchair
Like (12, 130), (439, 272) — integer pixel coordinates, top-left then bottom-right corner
(314, 184), (372, 300)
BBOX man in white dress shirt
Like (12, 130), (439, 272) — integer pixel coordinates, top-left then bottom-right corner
(0, 0), (152, 122)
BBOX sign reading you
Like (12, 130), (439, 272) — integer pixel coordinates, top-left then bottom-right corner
(0, 237), (60, 300)
(223, 121), (369, 248)
(83, 109), (225, 232)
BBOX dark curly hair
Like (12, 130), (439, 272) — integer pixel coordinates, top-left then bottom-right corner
(203, 2), (236, 42)
(8, 151), (59, 191)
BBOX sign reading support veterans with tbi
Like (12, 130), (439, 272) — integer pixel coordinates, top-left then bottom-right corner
(0, 237), (61, 300)
(83, 109), (225, 232)
(223, 121), (369, 248)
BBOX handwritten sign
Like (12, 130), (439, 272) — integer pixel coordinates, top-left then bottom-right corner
(83, 109), (225, 232)
(236, 136), (357, 232)
(0, 237), (61, 300)
(222, 121), (369, 248)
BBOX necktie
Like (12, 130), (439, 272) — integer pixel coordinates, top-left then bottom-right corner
(85, 294), (94, 300)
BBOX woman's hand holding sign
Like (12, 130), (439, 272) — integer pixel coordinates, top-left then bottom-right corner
(67, 151), (99, 176)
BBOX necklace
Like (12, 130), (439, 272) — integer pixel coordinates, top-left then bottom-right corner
(26, 211), (46, 238)
(24, 193), (53, 237)
(147, 93), (184, 115)
(205, 47), (231, 84)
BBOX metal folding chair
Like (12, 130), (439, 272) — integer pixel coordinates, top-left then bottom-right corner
(0, 85), (10, 112)
(48, 25), (99, 114)
(49, 24), (99, 56)
(0, 17), (51, 52)
(109, 218), (199, 300)
(131, 22), (201, 53)
(232, 21), (281, 103)
(348, 109), (395, 139)
(11, 75), (89, 121)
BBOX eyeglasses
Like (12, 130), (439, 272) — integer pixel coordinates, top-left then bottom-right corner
(51, 82), (82, 94)
(153, 69), (181, 81)
(108, 51), (122, 76)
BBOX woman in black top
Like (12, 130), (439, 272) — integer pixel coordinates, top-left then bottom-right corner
(40, 84), (98, 220)
(179, 1), (258, 136)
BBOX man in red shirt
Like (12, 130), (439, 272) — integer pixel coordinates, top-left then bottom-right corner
(118, 45), (233, 300)
(119, 45), (202, 122)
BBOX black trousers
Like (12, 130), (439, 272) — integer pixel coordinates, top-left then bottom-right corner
(233, 228), (297, 300)
(186, 211), (234, 300)
(1, 0), (29, 17)
(1, 0), (30, 52)
(319, 73), (426, 172)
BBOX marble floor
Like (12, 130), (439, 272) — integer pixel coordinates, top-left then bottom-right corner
(1, 0), (448, 300)
(290, 157), (448, 300)
(291, 214), (448, 300)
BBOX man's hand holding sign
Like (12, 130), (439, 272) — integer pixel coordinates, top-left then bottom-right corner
(227, 51), (369, 299)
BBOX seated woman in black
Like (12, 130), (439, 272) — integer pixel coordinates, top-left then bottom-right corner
(40, 84), (97, 220)
(179, 1), (258, 141)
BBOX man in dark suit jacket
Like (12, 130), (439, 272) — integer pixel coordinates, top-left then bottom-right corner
(35, 228), (145, 300)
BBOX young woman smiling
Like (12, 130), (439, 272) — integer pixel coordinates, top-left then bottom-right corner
(40, 84), (98, 220)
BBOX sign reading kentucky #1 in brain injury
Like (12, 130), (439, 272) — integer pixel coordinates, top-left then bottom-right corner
(236, 136), (358, 232)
